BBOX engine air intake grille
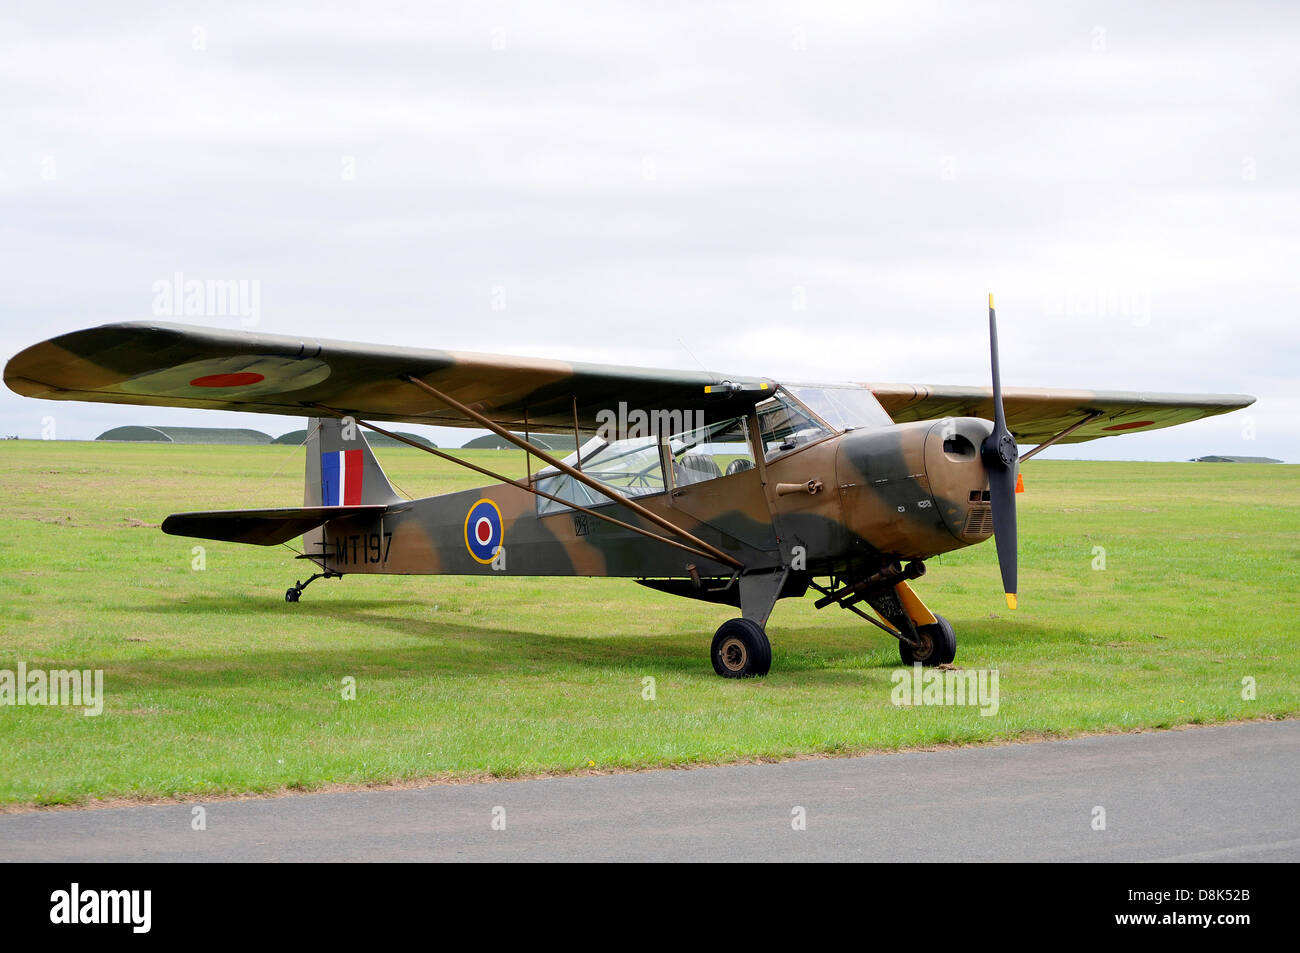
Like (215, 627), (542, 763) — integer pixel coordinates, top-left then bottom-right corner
(963, 504), (994, 537)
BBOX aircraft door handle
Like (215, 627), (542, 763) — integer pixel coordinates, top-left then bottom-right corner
(775, 480), (823, 496)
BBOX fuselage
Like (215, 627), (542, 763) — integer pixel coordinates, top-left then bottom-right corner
(306, 415), (998, 582)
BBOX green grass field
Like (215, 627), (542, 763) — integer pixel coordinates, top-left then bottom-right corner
(1, 439), (1296, 808)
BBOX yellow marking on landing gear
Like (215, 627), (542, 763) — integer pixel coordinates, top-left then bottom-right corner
(895, 580), (938, 627)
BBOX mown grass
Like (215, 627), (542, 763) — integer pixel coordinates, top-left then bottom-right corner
(0, 439), (1296, 807)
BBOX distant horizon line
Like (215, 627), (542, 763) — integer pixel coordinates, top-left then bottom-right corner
(1, 436), (1289, 466)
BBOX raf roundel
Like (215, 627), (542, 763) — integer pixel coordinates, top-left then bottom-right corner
(464, 499), (503, 564)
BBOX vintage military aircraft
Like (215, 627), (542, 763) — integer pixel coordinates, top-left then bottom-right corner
(5, 299), (1253, 677)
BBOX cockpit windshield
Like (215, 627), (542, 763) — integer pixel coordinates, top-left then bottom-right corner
(783, 384), (894, 432)
(756, 390), (831, 457)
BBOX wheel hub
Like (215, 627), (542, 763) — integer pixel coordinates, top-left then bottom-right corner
(720, 637), (748, 672)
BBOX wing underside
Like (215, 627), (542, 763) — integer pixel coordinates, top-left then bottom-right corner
(866, 383), (1254, 445)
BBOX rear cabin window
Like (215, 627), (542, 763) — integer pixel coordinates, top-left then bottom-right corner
(534, 436), (664, 515)
(533, 415), (760, 515)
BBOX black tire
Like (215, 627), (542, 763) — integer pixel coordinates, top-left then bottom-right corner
(711, 618), (772, 678)
(285, 588), (300, 603)
(899, 613), (956, 666)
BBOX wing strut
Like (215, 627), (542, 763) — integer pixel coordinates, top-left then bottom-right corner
(397, 375), (745, 570)
(313, 405), (744, 571)
(1018, 410), (1104, 463)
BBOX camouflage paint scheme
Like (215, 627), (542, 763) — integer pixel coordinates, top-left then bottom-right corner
(4, 322), (1256, 643)
(3, 321), (776, 431)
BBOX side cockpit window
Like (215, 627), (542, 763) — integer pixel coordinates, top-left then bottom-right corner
(534, 414), (762, 515)
(670, 416), (756, 485)
(535, 388), (856, 514)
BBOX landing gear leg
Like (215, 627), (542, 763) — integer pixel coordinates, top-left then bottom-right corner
(285, 570), (341, 603)
(709, 567), (790, 678)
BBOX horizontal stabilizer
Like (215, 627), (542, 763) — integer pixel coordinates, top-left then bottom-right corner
(161, 505), (388, 546)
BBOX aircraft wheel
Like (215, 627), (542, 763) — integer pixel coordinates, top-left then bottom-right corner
(711, 618), (772, 678)
(899, 613), (956, 667)
(285, 588), (300, 603)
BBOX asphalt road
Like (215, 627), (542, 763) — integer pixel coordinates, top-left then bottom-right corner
(2, 720), (1296, 862)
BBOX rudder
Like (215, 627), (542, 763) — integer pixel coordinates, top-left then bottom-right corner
(304, 417), (403, 507)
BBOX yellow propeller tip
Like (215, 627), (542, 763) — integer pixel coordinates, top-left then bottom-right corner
(989, 293), (994, 308)
(1005, 593), (1017, 610)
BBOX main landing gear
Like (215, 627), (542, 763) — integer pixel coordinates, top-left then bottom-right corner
(711, 618), (772, 678)
(703, 565), (958, 678)
(709, 607), (956, 677)
(285, 570), (341, 603)
(709, 568), (791, 679)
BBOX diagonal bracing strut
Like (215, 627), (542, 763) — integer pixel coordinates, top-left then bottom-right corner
(396, 375), (744, 569)
(312, 405), (743, 570)
(1018, 410), (1104, 463)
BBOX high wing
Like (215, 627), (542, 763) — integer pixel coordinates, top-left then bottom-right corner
(4, 322), (776, 430)
(6, 322), (1253, 443)
(866, 383), (1255, 445)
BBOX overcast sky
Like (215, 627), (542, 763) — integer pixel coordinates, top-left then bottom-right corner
(2, 1), (1295, 461)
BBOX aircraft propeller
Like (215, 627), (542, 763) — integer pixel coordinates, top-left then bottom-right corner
(980, 294), (1019, 610)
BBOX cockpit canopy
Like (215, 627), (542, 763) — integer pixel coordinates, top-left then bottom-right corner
(532, 385), (893, 515)
(782, 384), (895, 432)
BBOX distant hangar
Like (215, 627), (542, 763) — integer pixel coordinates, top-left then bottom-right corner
(96, 425), (437, 448)
(96, 425), (273, 444)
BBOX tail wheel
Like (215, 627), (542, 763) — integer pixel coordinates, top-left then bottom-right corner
(711, 618), (772, 678)
(899, 613), (956, 667)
